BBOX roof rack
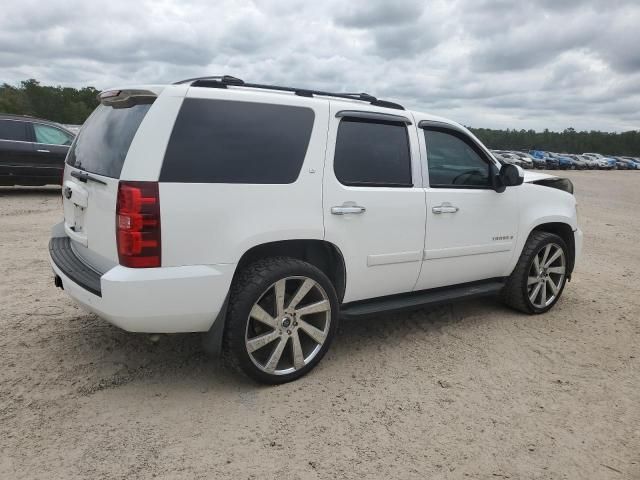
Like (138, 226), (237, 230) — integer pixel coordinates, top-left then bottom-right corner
(173, 75), (405, 110)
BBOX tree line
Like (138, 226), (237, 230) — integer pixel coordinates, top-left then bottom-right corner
(1, 79), (639, 155)
(0, 79), (99, 125)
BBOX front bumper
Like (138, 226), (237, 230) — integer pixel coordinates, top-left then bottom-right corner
(49, 236), (235, 333)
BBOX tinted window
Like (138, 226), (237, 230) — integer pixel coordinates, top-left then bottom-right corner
(34, 124), (73, 145)
(334, 118), (412, 187)
(66, 103), (152, 178)
(424, 129), (490, 187)
(0, 120), (29, 142)
(161, 99), (315, 183)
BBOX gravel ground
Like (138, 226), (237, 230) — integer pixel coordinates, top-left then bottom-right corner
(1, 171), (638, 479)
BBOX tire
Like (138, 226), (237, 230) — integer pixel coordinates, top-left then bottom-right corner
(223, 257), (339, 384)
(502, 231), (569, 314)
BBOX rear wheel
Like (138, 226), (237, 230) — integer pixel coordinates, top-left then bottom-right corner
(224, 257), (339, 384)
(502, 232), (568, 314)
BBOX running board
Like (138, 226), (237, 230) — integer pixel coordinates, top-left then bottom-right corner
(340, 280), (505, 319)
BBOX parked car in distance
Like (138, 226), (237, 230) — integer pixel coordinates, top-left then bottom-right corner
(546, 152), (575, 170)
(583, 153), (616, 170)
(0, 114), (75, 186)
(529, 150), (559, 169)
(563, 154), (589, 170)
(49, 76), (583, 383)
(509, 152), (534, 169)
(492, 151), (525, 168)
(620, 157), (640, 169)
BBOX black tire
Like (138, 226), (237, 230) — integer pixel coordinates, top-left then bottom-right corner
(502, 231), (569, 314)
(223, 257), (339, 384)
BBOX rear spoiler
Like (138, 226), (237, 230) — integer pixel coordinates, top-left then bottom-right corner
(98, 89), (157, 109)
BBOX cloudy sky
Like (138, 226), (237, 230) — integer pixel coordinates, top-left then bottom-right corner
(1, 0), (639, 131)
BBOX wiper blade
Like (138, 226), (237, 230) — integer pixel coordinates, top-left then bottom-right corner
(70, 170), (107, 185)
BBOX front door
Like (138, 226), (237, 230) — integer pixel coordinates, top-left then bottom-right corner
(323, 105), (426, 303)
(415, 125), (519, 290)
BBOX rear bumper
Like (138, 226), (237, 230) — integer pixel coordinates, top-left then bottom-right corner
(49, 236), (235, 333)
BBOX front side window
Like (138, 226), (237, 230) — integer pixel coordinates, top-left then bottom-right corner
(34, 124), (73, 146)
(161, 99), (315, 184)
(424, 129), (490, 188)
(0, 120), (29, 142)
(334, 118), (412, 187)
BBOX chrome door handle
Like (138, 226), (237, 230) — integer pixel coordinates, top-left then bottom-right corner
(331, 204), (366, 215)
(37, 149), (50, 153)
(432, 203), (459, 214)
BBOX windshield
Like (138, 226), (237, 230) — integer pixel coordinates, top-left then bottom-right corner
(66, 103), (152, 178)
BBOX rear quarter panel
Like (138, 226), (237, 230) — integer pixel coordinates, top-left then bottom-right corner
(159, 89), (330, 267)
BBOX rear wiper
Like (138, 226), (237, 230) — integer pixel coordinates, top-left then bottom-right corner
(70, 170), (107, 185)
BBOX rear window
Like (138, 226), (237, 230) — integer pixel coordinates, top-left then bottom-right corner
(66, 103), (152, 178)
(160, 99), (315, 184)
(0, 119), (29, 142)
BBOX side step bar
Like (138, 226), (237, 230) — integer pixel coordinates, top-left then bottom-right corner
(340, 280), (505, 319)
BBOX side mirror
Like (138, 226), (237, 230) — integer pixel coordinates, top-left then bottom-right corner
(491, 163), (524, 192)
(500, 163), (524, 187)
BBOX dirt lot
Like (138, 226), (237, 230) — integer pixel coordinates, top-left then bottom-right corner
(0, 171), (638, 479)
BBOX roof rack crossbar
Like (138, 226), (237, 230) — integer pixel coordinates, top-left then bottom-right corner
(173, 76), (405, 110)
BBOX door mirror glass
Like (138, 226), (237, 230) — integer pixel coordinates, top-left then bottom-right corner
(499, 163), (524, 188)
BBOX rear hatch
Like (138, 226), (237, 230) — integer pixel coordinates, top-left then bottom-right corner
(62, 90), (156, 269)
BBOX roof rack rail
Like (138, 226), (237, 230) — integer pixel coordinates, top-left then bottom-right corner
(172, 75), (405, 110)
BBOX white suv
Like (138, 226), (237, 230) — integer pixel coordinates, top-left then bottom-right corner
(49, 76), (583, 383)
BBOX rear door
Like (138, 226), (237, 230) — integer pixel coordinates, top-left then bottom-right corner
(0, 119), (35, 183)
(62, 93), (157, 268)
(323, 106), (426, 303)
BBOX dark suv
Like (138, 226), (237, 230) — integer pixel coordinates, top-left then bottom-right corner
(0, 114), (75, 186)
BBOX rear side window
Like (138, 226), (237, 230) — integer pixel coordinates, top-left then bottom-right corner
(66, 103), (152, 178)
(160, 99), (315, 184)
(34, 124), (73, 146)
(334, 118), (412, 187)
(0, 120), (29, 142)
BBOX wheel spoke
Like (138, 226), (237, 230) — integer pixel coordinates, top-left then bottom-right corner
(247, 330), (280, 353)
(291, 330), (305, 370)
(532, 255), (541, 275)
(540, 281), (547, 306)
(265, 336), (288, 373)
(529, 282), (542, 304)
(295, 299), (330, 317)
(274, 279), (286, 317)
(544, 248), (562, 267)
(527, 276), (539, 286)
(287, 279), (314, 311)
(250, 304), (278, 328)
(540, 244), (552, 267)
(547, 266), (566, 275)
(546, 277), (559, 295)
(298, 319), (327, 344)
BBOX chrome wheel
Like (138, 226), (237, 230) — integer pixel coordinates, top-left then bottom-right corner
(527, 243), (566, 309)
(245, 276), (331, 376)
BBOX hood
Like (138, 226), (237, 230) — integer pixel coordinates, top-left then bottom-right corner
(524, 171), (574, 194)
(523, 171), (556, 183)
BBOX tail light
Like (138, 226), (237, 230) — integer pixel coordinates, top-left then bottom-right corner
(116, 181), (161, 268)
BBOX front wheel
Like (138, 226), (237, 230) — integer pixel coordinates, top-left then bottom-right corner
(502, 232), (569, 314)
(223, 257), (339, 384)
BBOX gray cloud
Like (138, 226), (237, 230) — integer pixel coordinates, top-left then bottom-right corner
(0, 0), (639, 131)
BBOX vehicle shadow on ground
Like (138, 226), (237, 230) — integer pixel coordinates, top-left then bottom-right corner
(57, 297), (509, 393)
(0, 186), (61, 196)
